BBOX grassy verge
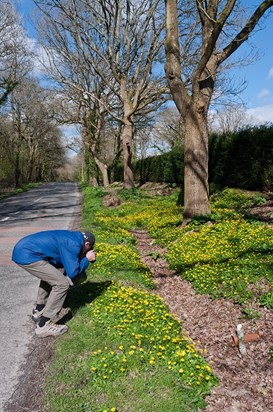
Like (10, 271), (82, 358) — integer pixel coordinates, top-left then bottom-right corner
(0, 183), (43, 200)
(44, 185), (273, 411)
(44, 185), (218, 412)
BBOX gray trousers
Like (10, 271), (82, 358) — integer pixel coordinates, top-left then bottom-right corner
(18, 261), (70, 319)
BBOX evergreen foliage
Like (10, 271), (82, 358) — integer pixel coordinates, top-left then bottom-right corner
(209, 125), (273, 191)
(131, 125), (273, 191)
(134, 147), (184, 184)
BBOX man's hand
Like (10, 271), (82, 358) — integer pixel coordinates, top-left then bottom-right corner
(86, 250), (96, 262)
(66, 276), (74, 287)
(69, 271), (87, 287)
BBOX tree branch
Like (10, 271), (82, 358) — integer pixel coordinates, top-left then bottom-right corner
(219, 0), (273, 63)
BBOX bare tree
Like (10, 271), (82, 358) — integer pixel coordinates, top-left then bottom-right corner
(151, 106), (183, 152)
(209, 104), (252, 134)
(165, 0), (273, 221)
(79, 90), (121, 187)
(0, 1), (33, 106)
(9, 78), (65, 186)
(33, 1), (123, 187)
(34, 0), (168, 188)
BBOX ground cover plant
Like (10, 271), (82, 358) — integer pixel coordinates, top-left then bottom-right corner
(44, 185), (218, 412)
(44, 185), (273, 411)
(0, 182), (42, 199)
(109, 187), (273, 310)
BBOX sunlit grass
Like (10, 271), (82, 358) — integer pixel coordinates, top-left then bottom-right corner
(46, 284), (216, 412)
(44, 185), (273, 411)
(44, 185), (219, 411)
(87, 186), (273, 308)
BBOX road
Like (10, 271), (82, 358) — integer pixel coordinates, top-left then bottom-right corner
(0, 182), (82, 411)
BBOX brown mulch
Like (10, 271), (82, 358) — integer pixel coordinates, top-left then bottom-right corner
(248, 200), (273, 222)
(131, 227), (273, 412)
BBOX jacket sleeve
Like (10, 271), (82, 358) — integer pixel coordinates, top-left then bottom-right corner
(59, 239), (89, 279)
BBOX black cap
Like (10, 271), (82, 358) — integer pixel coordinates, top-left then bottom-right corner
(82, 231), (95, 248)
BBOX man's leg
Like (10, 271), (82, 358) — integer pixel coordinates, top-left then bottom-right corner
(29, 280), (52, 321)
(35, 280), (52, 307)
(18, 261), (70, 319)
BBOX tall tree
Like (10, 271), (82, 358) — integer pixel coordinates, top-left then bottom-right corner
(34, 0), (168, 188)
(0, 1), (32, 106)
(210, 105), (251, 134)
(0, 113), (14, 187)
(33, 0), (125, 187)
(9, 78), (65, 186)
(165, 0), (273, 221)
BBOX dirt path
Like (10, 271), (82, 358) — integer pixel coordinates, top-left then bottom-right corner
(131, 229), (273, 412)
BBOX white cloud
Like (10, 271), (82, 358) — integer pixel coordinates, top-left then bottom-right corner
(268, 67), (273, 79)
(26, 37), (49, 76)
(258, 88), (270, 99)
(247, 103), (273, 124)
(26, 37), (59, 78)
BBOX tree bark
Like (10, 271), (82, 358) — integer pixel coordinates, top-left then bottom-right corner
(165, 0), (273, 221)
(183, 102), (211, 219)
(94, 156), (109, 188)
(165, 0), (211, 219)
(27, 140), (38, 182)
(122, 119), (135, 189)
(81, 107), (110, 188)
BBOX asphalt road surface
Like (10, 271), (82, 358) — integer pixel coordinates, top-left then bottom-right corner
(0, 182), (82, 411)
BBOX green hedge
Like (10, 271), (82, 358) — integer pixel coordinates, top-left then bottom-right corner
(209, 125), (273, 191)
(134, 147), (184, 184)
(108, 125), (273, 191)
(131, 125), (273, 190)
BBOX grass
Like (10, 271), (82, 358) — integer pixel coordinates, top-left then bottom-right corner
(105, 187), (273, 309)
(44, 185), (273, 411)
(0, 183), (43, 199)
(43, 184), (218, 411)
(46, 284), (215, 412)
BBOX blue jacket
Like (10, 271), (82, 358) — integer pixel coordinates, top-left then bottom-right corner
(12, 230), (89, 279)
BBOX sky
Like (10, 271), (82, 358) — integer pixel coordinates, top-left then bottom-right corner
(15, 0), (273, 126)
(232, 2), (273, 124)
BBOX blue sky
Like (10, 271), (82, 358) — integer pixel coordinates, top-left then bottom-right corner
(233, 1), (273, 123)
(15, 0), (273, 125)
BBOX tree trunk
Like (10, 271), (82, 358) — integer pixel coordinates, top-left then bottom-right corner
(94, 156), (109, 188)
(183, 102), (211, 220)
(27, 141), (38, 182)
(14, 151), (20, 187)
(89, 176), (99, 186)
(122, 119), (135, 189)
(165, 0), (212, 220)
